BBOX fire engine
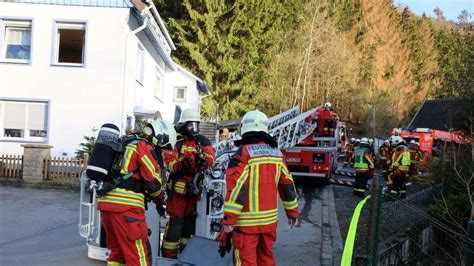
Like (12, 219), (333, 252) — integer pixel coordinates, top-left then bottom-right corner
(399, 128), (471, 160)
(283, 121), (347, 181)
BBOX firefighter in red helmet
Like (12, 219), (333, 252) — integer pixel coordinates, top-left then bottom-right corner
(98, 120), (177, 266)
(161, 108), (216, 259)
(216, 109), (299, 265)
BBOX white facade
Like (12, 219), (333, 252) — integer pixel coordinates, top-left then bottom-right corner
(0, 1), (209, 157)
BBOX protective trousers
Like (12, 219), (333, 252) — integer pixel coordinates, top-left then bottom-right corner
(161, 193), (198, 258)
(232, 230), (277, 266)
(380, 159), (389, 179)
(101, 209), (151, 266)
(353, 172), (369, 197)
(390, 171), (408, 199)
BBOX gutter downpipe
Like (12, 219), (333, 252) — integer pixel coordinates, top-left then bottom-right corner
(120, 4), (151, 132)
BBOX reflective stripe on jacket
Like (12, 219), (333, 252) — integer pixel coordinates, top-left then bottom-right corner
(353, 147), (374, 172)
(223, 141), (298, 234)
(391, 146), (411, 172)
(98, 140), (163, 212)
(379, 145), (389, 160)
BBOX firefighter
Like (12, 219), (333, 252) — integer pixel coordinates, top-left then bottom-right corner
(344, 138), (355, 167)
(378, 140), (390, 180)
(355, 138), (361, 149)
(316, 102), (336, 137)
(352, 137), (375, 197)
(161, 108), (216, 259)
(98, 120), (177, 266)
(389, 136), (411, 199)
(216, 110), (299, 265)
(368, 138), (375, 155)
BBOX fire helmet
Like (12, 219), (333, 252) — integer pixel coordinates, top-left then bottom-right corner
(240, 110), (269, 135)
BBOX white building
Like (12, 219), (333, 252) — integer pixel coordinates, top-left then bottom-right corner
(0, 0), (210, 157)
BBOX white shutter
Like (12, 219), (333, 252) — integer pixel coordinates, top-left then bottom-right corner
(27, 103), (48, 130)
(3, 102), (26, 129)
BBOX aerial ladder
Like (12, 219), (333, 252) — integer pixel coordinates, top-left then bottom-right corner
(78, 105), (320, 265)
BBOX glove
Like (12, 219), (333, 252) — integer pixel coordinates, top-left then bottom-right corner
(177, 153), (196, 174)
(216, 225), (233, 257)
(288, 217), (298, 228)
(154, 194), (166, 217)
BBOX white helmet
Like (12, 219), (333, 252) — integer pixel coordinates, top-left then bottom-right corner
(392, 128), (401, 136)
(178, 108), (200, 123)
(350, 137), (355, 142)
(384, 139), (390, 144)
(144, 119), (177, 150)
(355, 138), (361, 143)
(410, 140), (416, 144)
(391, 136), (404, 146)
(360, 137), (369, 145)
(324, 102), (332, 108)
(368, 138), (374, 144)
(240, 110), (269, 135)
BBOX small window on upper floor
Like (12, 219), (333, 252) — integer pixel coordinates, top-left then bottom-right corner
(53, 21), (86, 66)
(154, 66), (164, 101)
(174, 86), (186, 102)
(1, 19), (32, 63)
(136, 45), (144, 85)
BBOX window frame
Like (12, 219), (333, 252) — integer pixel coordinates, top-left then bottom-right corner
(0, 98), (51, 143)
(136, 43), (145, 85)
(0, 17), (34, 65)
(174, 86), (187, 103)
(51, 19), (87, 67)
(154, 65), (164, 102)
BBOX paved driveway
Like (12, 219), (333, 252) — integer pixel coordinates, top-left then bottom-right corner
(0, 184), (341, 265)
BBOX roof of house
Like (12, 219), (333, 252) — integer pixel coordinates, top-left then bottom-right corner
(407, 99), (467, 131)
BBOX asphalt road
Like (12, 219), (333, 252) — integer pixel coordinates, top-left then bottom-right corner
(0, 184), (330, 266)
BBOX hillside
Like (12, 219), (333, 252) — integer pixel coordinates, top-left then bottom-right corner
(155, 0), (473, 135)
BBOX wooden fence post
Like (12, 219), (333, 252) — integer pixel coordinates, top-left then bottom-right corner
(83, 153), (89, 170)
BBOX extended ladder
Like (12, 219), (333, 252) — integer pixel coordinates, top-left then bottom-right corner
(213, 106), (318, 160)
(213, 107), (300, 156)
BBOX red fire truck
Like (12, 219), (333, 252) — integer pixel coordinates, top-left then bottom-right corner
(283, 121), (348, 180)
(399, 128), (471, 160)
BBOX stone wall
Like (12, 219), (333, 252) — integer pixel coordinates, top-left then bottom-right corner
(21, 144), (53, 183)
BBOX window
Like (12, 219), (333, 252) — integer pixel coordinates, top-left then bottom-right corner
(0, 100), (49, 142)
(53, 21), (86, 65)
(154, 67), (163, 101)
(174, 86), (186, 102)
(136, 45), (144, 85)
(1, 19), (32, 63)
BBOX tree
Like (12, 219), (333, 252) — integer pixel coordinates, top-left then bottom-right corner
(156, 0), (301, 119)
(75, 127), (97, 159)
(434, 6), (445, 20)
(457, 9), (471, 24)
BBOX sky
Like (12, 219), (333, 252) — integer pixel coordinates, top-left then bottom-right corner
(394, 0), (474, 21)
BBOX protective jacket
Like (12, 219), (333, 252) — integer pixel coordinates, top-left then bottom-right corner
(164, 134), (216, 211)
(379, 145), (389, 161)
(98, 139), (163, 212)
(97, 139), (163, 266)
(353, 147), (374, 173)
(391, 146), (411, 173)
(222, 133), (298, 234)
